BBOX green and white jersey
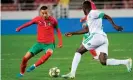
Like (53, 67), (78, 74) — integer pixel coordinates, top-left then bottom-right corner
(85, 10), (106, 36)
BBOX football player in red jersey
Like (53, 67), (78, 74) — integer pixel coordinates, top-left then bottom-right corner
(16, 6), (62, 77)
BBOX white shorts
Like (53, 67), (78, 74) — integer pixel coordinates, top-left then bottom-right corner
(82, 33), (109, 60)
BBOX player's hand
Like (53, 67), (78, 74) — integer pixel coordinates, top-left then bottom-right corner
(57, 43), (63, 48)
(114, 25), (123, 31)
(80, 18), (85, 22)
(80, 19), (83, 22)
(16, 28), (21, 32)
(65, 32), (72, 37)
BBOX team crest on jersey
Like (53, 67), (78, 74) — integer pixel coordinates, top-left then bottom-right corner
(87, 43), (91, 46)
(47, 22), (52, 26)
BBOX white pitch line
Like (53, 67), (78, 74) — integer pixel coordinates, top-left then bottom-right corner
(112, 49), (133, 52)
(2, 54), (13, 55)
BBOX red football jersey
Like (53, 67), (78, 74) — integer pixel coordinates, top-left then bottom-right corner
(18, 16), (58, 44)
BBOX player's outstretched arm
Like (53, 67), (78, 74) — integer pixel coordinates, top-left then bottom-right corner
(104, 14), (123, 31)
(16, 17), (38, 32)
(65, 27), (89, 37)
(55, 26), (63, 48)
(16, 21), (35, 32)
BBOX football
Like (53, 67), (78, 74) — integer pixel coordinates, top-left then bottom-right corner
(49, 67), (60, 77)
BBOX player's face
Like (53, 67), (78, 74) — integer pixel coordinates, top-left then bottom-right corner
(39, 9), (49, 18)
(82, 5), (91, 15)
(82, 5), (87, 15)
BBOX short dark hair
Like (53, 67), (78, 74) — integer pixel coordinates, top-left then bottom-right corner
(83, 1), (91, 9)
(40, 6), (48, 10)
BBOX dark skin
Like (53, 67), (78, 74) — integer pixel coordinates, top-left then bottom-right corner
(65, 2), (123, 65)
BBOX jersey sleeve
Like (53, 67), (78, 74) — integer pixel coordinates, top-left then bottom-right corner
(31, 16), (41, 23)
(90, 10), (104, 19)
(17, 16), (40, 30)
(53, 17), (58, 28)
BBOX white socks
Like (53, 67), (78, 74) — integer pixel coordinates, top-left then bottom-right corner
(107, 59), (128, 65)
(70, 52), (81, 75)
(70, 53), (129, 75)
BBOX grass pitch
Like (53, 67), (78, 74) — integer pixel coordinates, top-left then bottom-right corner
(1, 33), (133, 80)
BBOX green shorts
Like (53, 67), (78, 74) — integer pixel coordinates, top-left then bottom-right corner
(28, 42), (55, 55)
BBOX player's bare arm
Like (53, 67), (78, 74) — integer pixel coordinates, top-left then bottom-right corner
(104, 14), (123, 31)
(65, 26), (89, 37)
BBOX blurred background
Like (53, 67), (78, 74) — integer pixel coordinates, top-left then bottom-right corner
(1, 0), (133, 34)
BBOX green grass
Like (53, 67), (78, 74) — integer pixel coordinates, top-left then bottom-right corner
(1, 33), (133, 80)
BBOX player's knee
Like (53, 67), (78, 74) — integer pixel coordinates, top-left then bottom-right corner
(76, 49), (83, 55)
(24, 52), (33, 59)
(99, 53), (107, 66)
(46, 49), (53, 54)
(76, 47), (87, 55)
(100, 60), (106, 65)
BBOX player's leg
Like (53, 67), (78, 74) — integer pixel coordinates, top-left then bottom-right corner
(35, 49), (53, 67)
(99, 52), (130, 66)
(98, 52), (107, 65)
(98, 52), (132, 72)
(96, 39), (132, 72)
(17, 52), (33, 77)
(62, 44), (88, 78)
(62, 33), (104, 78)
(107, 58), (132, 72)
(26, 43), (54, 72)
(71, 44), (88, 75)
(17, 42), (42, 77)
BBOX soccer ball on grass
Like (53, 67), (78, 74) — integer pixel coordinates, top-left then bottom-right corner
(49, 67), (60, 77)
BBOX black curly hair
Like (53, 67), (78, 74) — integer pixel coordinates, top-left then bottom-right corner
(40, 6), (48, 10)
(83, 1), (91, 9)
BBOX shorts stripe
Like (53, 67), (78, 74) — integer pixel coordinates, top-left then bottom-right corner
(83, 33), (95, 44)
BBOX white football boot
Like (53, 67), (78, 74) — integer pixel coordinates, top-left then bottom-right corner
(61, 72), (75, 79)
(126, 58), (132, 72)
